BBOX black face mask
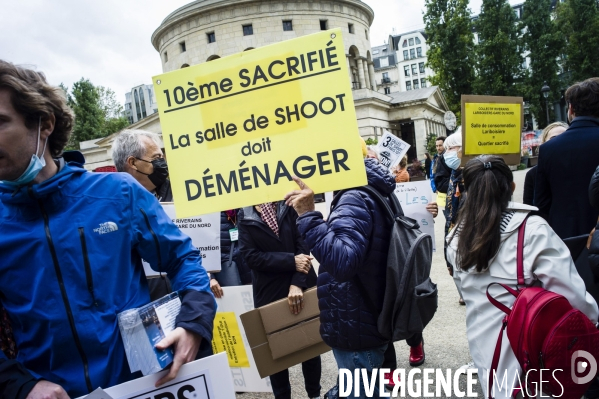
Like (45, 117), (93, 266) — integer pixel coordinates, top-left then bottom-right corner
(136, 158), (169, 188)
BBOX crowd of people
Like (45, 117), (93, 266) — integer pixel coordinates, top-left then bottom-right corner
(1, 57), (599, 399)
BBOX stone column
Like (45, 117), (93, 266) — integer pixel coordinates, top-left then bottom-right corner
(413, 118), (428, 159)
(346, 56), (352, 86)
(356, 58), (366, 89)
(368, 62), (377, 90)
(362, 60), (371, 89)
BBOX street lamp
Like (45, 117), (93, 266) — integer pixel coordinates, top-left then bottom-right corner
(541, 82), (550, 125)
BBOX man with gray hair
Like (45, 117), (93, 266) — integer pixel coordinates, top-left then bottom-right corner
(112, 129), (174, 299)
(112, 129), (172, 202)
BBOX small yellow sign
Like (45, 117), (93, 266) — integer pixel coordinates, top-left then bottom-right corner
(211, 312), (250, 368)
(463, 102), (521, 155)
(153, 29), (367, 217)
(436, 192), (447, 208)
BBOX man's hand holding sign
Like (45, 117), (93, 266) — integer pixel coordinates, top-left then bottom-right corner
(153, 29), (367, 218)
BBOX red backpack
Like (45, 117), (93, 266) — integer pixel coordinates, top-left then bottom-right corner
(486, 217), (599, 399)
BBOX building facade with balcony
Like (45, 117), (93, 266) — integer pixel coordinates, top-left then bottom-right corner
(371, 30), (435, 96)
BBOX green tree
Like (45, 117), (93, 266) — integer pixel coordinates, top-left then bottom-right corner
(67, 79), (130, 149)
(424, 0), (476, 120)
(474, 0), (523, 96)
(69, 79), (104, 144)
(97, 86), (129, 135)
(521, 0), (563, 128)
(425, 131), (438, 156)
(555, 0), (599, 83)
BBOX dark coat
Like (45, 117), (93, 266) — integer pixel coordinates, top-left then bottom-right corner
(156, 179), (173, 202)
(523, 166), (537, 207)
(297, 158), (395, 350)
(433, 154), (452, 194)
(217, 210), (251, 285)
(239, 202), (316, 307)
(589, 165), (599, 211)
(535, 117), (599, 239)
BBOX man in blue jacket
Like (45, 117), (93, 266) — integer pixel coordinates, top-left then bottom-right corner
(285, 156), (396, 399)
(535, 77), (599, 239)
(0, 61), (216, 398)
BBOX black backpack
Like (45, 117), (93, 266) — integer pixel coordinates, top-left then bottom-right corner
(331, 185), (437, 341)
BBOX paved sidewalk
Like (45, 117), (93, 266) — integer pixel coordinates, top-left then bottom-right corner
(237, 170), (527, 399)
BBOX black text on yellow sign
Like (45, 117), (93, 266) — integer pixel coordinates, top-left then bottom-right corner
(153, 29), (366, 217)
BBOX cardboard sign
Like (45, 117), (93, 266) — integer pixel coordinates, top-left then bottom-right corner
(377, 130), (410, 169)
(394, 181), (436, 251)
(213, 286), (272, 392)
(461, 95), (523, 165)
(153, 29), (367, 218)
(143, 204), (221, 275)
(81, 353), (235, 399)
(240, 287), (330, 379)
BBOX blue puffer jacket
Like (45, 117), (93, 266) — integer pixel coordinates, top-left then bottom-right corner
(297, 158), (395, 350)
(0, 162), (216, 398)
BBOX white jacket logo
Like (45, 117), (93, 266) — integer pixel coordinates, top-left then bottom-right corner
(93, 222), (119, 235)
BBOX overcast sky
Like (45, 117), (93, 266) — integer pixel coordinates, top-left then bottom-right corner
(1, 0), (517, 105)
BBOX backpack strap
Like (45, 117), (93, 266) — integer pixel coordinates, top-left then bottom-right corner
(330, 185), (404, 222)
(488, 316), (509, 399)
(516, 216), (529, 287)
(330, 185), (402, 327)
(486, 215), (530, 399)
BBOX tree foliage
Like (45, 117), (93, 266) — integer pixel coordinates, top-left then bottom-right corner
(424, 0), (475, 119)
(521, 0), (563, 128)
(474, 0), (523, 96)
(64, 79), (129, 149)
(555, 0), (599, 83)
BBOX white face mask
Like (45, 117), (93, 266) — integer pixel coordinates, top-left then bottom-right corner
(1, 117), (47, 187)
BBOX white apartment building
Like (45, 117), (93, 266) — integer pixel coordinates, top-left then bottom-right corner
(372, 30), (434, 95)
(124, 84), (158, 124)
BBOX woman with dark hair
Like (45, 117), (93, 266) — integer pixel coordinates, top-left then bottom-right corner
(446, 155), (598, 398)
(424, 153), (432, 179)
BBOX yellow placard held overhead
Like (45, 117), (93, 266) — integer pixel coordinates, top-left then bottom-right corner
(462, 98), (522, 156)
(153, 29), (367, 217)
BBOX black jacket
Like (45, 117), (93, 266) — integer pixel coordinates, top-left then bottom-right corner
(589, 165), (599, 211)
(433, 154), (452, 194)
(156, 179), (173, 202)
(217, 210), (251, 285)
(239, 202), (316, 307)
(523, 166), (537, 207)
(535, 117), (599, 239)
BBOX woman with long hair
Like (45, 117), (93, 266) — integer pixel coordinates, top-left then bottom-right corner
(446, 155), (598, 398)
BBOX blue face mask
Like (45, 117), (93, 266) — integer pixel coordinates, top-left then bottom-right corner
(444, 150), (461, 170)
(2, 118), (47, 187)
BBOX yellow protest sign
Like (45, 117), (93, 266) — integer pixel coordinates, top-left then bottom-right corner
(462, 96), (523, 157)
(153, 29), (367, 217)
(212, 312), (250, 368)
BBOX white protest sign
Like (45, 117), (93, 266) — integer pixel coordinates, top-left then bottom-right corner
(102, 352), (234, 399)
(213, 286), (272, 393)
(377, 130), (410, 169)
(81, 388), (113, 399)
(393, 181), (436, 251)
(143, 204), (221, 276)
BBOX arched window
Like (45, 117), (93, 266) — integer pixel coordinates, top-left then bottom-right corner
(181, 63), (190, 68)
(207, 55), (221, 62)
(133, 89), (142, 121)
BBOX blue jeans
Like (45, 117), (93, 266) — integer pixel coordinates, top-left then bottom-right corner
(327, 344), (388, 399)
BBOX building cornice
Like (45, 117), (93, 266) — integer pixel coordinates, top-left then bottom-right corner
(151, 0), (375, 51)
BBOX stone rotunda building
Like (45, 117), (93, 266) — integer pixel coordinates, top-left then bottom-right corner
(80, 0), (448, 170)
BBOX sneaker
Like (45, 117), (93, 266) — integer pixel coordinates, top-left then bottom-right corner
(457, 361), (477, 374)
(409, 341), (425, 366)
